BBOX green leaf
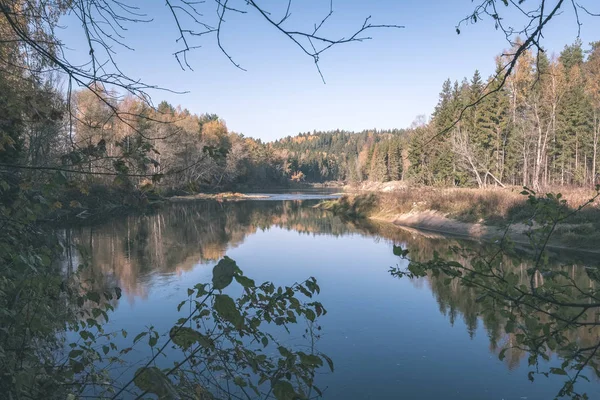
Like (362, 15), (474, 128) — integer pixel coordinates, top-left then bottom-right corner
(72, 361), (84, 374)
(169, 327), (203, 350)
(212, 257), (236, 290)
(214, 294), (244, 328)
(149, 333), (158, 348)
(550, 367), (568, 376)
(278, 346), (292, 358)
(393, 245), (408, 257)
(133, 367), (177, 398)
(300, 353), (323, 367)
(233, 376), (247, 388)
(194, 283), (209, 297)
(298, 285), (312, 298)
(102, 345), (110, 355)
(187, 288), (194, 296)
(133, 331), (148, 344)
(199, 309), (210, 318)
(498, 348), (507, 361)
(69, 349), (83, 358)
(273, 380), (296, 400)
(87, 291), (101, 304)
(322, 353), (334, 372)
(235, 274), (255, 288)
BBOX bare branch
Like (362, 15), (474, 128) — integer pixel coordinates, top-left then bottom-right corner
(425, 0), (570, 146)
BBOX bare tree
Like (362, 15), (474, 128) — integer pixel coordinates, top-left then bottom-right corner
(452, 122), (505, 188)
(0, 0), (402, 178)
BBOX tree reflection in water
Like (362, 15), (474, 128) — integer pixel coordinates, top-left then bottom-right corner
(64, 198), (600, 398)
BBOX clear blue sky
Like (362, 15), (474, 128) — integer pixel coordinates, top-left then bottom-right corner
(58, 0), (600, 141)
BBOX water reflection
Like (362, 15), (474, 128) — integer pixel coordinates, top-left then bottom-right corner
(387, 226), (600, 395)
(410, 263), (600, 373)
(64, 199), (600, 398)
(66, 201), (359, 299)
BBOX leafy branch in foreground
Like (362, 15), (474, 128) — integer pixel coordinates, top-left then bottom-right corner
(1, 169), (331, 400)
(390, 186), (600, 399)
(65, 257), (331, 400)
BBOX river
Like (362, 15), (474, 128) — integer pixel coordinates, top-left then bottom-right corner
(62, 193), (600, 399)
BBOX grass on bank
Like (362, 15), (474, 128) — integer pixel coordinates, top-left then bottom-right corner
(319, 186), (600, 248)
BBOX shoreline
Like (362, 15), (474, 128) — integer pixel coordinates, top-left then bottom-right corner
(377, 214), (600, 255)
(317, 189), (600, 253)
(372, 210), (522, 241)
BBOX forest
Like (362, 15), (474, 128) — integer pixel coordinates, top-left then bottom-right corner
(10, 42), (599, 193)
(3, 0), (600, 399)
(275, 40), (600, 190)
(411, 39), (600, 190)
(4, 26), (599, 194)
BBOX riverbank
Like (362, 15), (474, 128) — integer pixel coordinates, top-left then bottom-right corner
(317, 187), (600, 250)
(51, 183), (343, 224)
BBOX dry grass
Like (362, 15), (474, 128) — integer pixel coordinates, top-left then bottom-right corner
(321, 186), (600, 247)
(318, 193), (379, 218)
(353, 186), (600, 223)
(372, 187), (524, 223)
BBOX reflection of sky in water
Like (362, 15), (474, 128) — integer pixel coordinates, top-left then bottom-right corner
(245, 191), (342, 201)
(67, 200), (600, 400)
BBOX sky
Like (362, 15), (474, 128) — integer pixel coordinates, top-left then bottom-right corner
(58, 0), (600, 141)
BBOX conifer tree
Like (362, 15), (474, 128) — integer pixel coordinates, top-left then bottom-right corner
(369, 142), (389, 182)
(557, 41), (592, 185)
(387, 139), (403, 181)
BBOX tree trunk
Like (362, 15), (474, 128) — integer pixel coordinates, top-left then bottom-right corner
(593, 111), (599, 186)
(486, 171), (505, 188)
(468, 156), (484, 188)
(576, 132), (579, 180)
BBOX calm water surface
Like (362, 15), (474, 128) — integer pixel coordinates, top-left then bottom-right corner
(64, 196), (600, 399)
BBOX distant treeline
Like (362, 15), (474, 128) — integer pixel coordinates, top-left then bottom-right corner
(271, 130), (406, 183)
(273, 39), (600, 189)
(5, 40), (599, 193)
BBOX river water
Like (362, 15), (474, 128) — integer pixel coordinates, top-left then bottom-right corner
(63, 194), (600, 399)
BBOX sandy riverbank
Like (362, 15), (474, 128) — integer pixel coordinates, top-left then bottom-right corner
(317, 188), (600, 251)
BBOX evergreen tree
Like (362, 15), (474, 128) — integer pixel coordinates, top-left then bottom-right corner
(480, 63), (510, 182)
(433, 79), (454, 127)
(407, 130), (427, 184)
(369, 142), (389, 181)
(387, 139), (403, 181)
(585, 42), (600, 183)
(557, 41), (592, 184)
